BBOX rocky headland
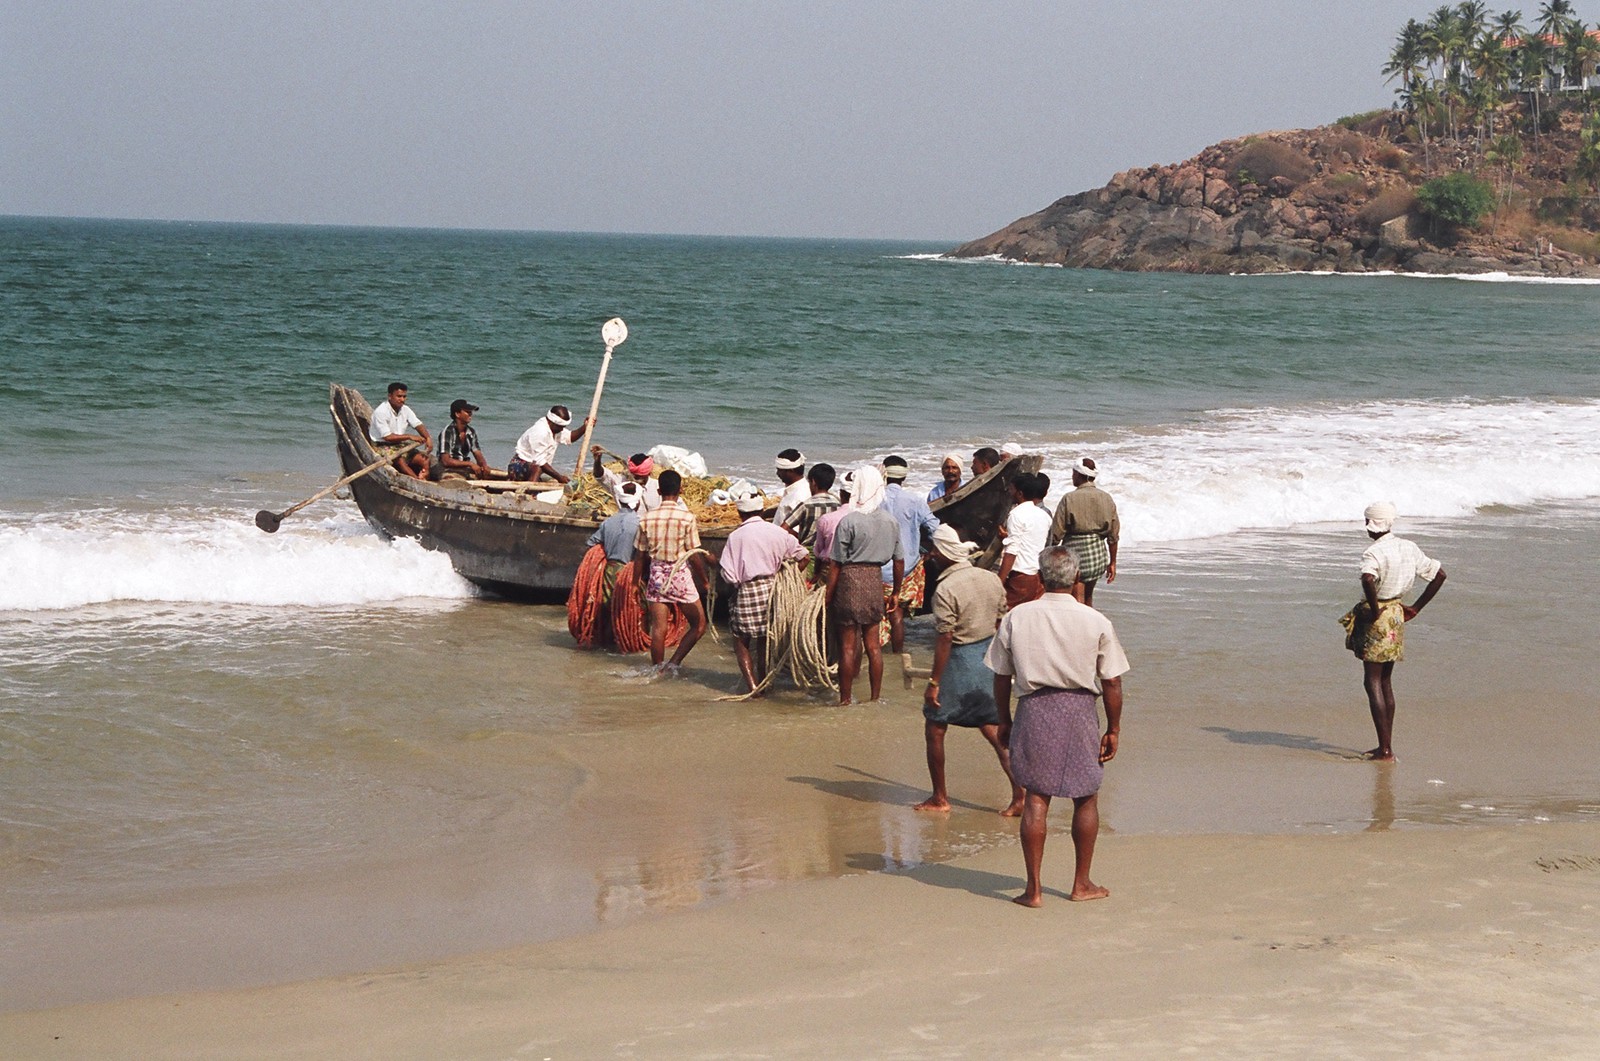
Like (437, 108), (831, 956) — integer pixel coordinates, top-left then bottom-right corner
(950, 118), (1600, 277)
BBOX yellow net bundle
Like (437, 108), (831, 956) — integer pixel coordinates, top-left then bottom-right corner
(566, 465), (746, 528)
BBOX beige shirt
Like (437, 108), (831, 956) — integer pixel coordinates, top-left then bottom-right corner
(984, 592), (1130, 696)
(1360, 534), (1442, 600)
(1049, 483), (1120, 545)
(932, 562), (1004, 645)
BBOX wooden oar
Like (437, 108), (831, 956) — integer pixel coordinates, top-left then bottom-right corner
(569, 317), (629, 481)
(254, 442), (420, 533)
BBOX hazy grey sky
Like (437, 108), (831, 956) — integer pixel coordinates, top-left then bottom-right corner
(1, 2), (1572, 241)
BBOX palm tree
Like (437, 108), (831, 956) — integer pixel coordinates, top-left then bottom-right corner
(1491, 8), (1525, 42)
(1537, 0), (1576, 40)
(1384, 18), (1430, 109)
(1567, 21), (1600, 90)
(1573, 112), (1600, 190)
(1426, 7), (1468, 141)
(1517, 39), (1548, 143)
(1486, 132), (1524, 199)
(1471, 33), (1512, 136)
(1457, 2), (1491, 45)
(1536, 0), (1575, 94)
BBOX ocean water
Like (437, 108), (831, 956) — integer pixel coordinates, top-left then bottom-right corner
(4, 216), (1600, 1007)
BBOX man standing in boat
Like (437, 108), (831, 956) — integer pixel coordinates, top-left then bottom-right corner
(509, 405), (590, 484)
(368, 382), (433, 480)
(591, 446), (662, 511)
(771, 450), (810, 526)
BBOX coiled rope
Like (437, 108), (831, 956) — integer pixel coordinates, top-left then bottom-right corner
(718, 559), (834, 701)
(567, 545), (610, 647)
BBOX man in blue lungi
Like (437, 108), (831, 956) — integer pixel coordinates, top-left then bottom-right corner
(987, 547), (1130, 908)
(916, 524), (1022, 816)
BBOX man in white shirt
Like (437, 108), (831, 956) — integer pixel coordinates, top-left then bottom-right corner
(509, 405), (591, 483)
(998, 472), (1052, 610)
(368, 381), (432, 480)
(1342, 501), (1447, 762)
(987, 546), (1129, 908)
(771, 449), (810, 526)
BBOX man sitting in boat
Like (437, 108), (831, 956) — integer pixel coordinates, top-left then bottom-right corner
(368, 381), (432, 480)
(508, 405), (591, 484)
(434, 399), (493, 481)
(591, 446), (662, 511)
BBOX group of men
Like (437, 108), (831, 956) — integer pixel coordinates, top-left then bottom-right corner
(367, 383), (594, 486)
(656, 446), (1128, 907)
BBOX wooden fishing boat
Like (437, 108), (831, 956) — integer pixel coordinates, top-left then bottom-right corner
(330, 384), (1040, 600)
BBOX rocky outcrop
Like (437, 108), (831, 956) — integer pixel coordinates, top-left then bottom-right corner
(950, 126), (1600, 277)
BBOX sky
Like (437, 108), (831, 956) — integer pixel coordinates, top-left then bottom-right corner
(2, 1), (1582, 242)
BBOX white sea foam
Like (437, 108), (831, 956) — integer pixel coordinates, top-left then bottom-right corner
(902, 397), (1600, 544)
(893, 253), (1063, 267)
(0, 509), (474, 611)
(1238, 269), (1600, 285)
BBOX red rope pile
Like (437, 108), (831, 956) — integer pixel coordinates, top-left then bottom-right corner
(567, 545), (611, 647)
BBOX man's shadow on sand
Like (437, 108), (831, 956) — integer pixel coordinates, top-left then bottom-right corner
(1201, 726), (1365, 759)
(787, 765), (992, 812)
(844, 854), (1068, 903)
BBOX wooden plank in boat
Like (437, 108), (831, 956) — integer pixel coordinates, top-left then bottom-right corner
(466, 479), (565, 492)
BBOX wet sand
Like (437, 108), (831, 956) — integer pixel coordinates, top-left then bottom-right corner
(5, 506), (1599, 1036)
(5, 821), (1599, 1058)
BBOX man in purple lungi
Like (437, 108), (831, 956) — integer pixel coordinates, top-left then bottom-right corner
(986, 546), (1129, 907)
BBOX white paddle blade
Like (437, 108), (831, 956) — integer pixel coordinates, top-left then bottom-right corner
(601, 317), (628, 348)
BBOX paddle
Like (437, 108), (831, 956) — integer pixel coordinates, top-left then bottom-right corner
(254, 441), (420, 533)
(570, 317), (629, 481)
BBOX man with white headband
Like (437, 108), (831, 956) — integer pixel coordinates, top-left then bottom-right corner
(583, 480), (644, 625)
(927, 453), (964, 504)
(915, 523), (1022, 816)
(771, 449), (810, 526)
(1048, 457), (1120, 607)
(509, 404), (591, 484)
(1339, 502), (1447, 762)
(720, 490), (809, 694)
(825, 465), (903, 705)
(879, 455), (940, 660)
(591, 446), (662, 511)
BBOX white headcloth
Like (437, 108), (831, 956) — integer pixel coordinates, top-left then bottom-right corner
(1000, 443), (1022, 459)
(735, 490), (767, 515)
(1073, 458), (1098, 479)
(616, 482), (642, 509)
(1364, 501), (1397, 534)
(931, 523), (979, 563)
(775, 452), (806, 471)
(850, 465), (886, 513)
(942, 452), (964, 468)
(547, 407), (572, 428)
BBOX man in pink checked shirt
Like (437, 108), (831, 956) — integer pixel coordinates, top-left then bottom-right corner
(720, 491), (809, 695)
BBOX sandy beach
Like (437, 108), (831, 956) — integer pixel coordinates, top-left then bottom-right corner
(5, 821), (1598, 1058)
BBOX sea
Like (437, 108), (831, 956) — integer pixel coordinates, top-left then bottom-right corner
(4, 215), (1600, 1009)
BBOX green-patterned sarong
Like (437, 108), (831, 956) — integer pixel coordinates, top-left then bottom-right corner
(1340, 598), (1404, 663)
(1066, 532), (1110, 583)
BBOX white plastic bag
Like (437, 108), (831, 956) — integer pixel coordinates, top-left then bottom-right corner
(647, 445), (709, 479)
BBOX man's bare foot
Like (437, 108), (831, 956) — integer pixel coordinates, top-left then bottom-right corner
(1068, 883), (1110, 901)
(914, 796), (951, 813)
(835, 697), (853, 706)
(1012, 892), (1043, 908)
(1364, 748), (1396, 762)
(999, 800), (1025, 818)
